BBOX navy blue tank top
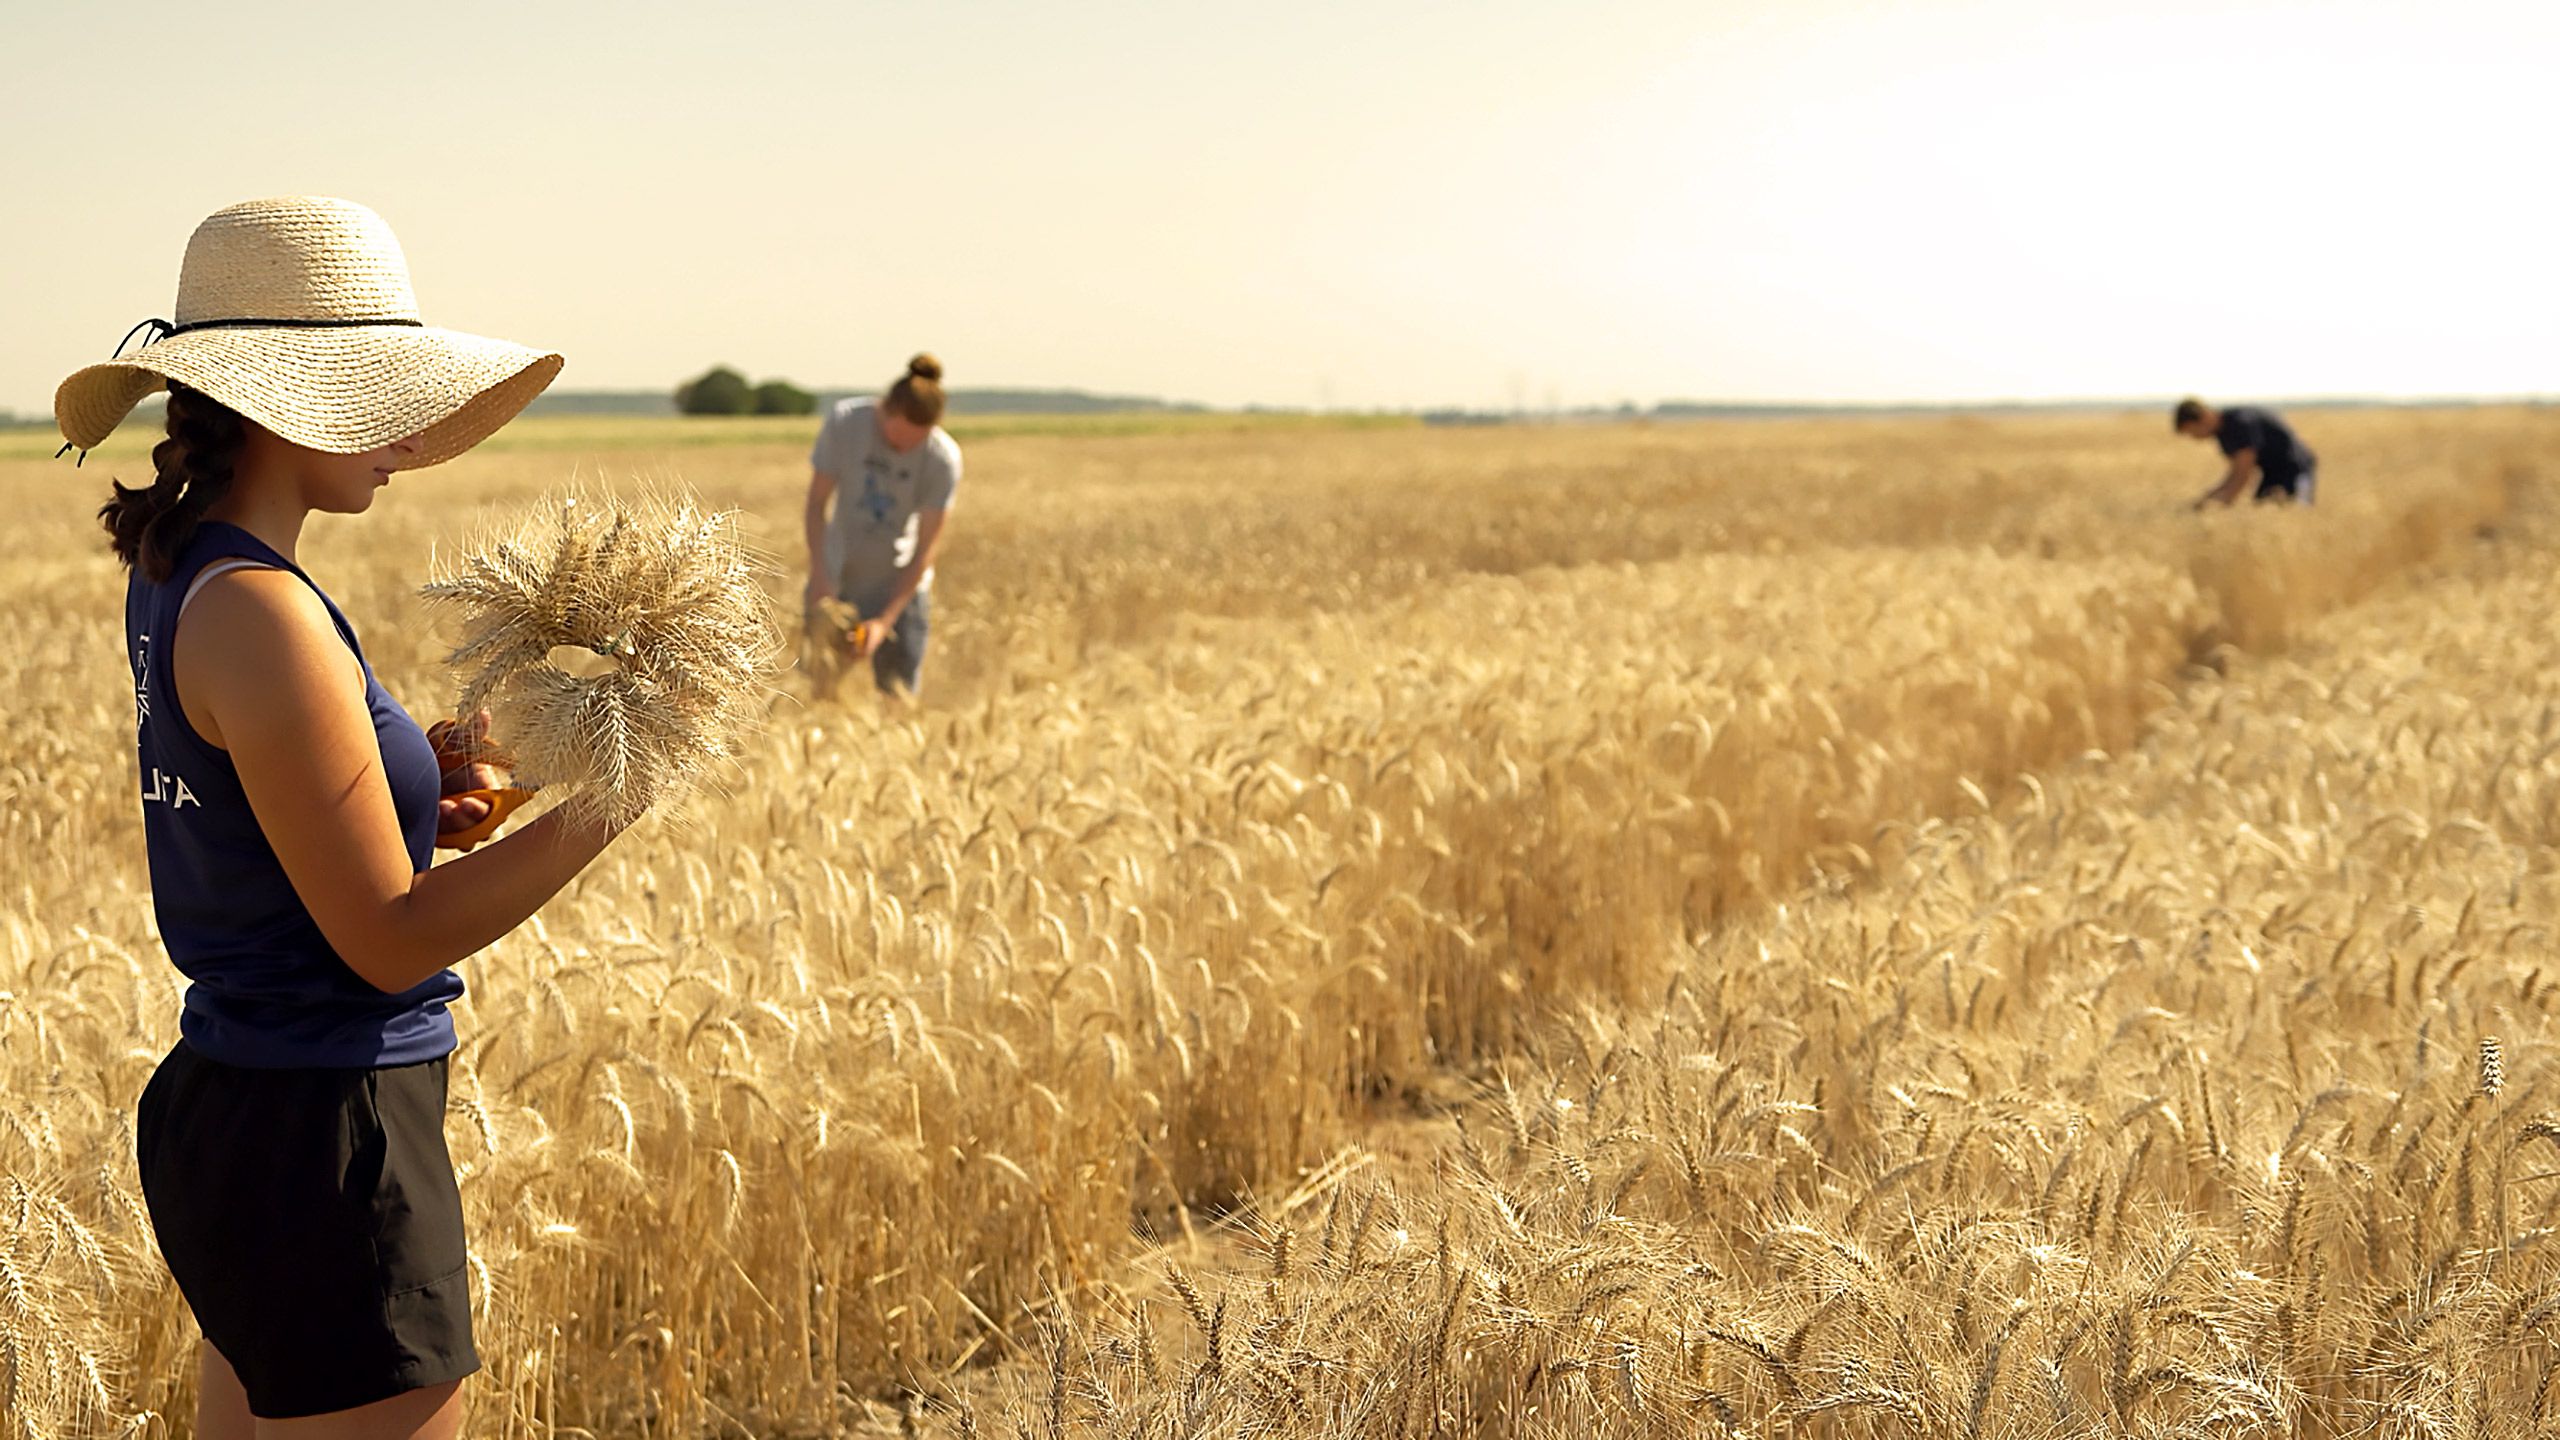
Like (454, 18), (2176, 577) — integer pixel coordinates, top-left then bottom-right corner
(126, 522), (460, 1068)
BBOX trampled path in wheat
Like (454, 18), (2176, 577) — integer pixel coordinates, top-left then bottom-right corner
(952, 450), (2560, 1436)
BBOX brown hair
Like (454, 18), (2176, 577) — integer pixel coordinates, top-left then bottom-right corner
(884, 353), (945, 427)
(2172, 397), (2210, 431)
(98, 384), (249, 583)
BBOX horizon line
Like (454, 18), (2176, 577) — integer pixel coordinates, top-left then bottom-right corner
(4, 389), (2554, 432)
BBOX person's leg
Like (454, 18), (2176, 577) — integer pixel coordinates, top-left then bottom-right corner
(254, 1380), (464, 1440)
(870, 591), (931, 699)
(196, 1344), (257, 1440)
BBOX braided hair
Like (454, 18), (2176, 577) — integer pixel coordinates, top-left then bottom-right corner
(98, 384), (247, 582)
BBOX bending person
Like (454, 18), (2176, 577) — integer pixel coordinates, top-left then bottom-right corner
(802, 353), (962, 698)
(57, 196), (614, 1440)
(2175, 396), (2318, 508)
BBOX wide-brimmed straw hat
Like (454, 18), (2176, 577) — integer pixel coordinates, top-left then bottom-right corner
(55, 196), (561, 466)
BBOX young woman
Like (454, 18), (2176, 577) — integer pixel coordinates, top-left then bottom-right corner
(57, 196), (616, 1439)
(801, 354), (962, 697)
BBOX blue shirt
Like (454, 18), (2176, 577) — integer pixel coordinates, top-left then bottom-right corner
(2213, 405), (2317, 487)
(127, 522), (460, 1068)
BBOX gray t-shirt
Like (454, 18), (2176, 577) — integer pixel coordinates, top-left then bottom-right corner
(811, 398), (961, 609)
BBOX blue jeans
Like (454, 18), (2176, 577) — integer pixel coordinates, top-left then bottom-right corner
(2256, 467), (2316, 505)
(866, 590), (930, 695)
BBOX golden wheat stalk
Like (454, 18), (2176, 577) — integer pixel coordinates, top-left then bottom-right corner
(420, 485), (784, 827)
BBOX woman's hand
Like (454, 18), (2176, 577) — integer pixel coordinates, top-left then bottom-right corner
(804, 574), (832, 614)
(426, 711), (512, 850)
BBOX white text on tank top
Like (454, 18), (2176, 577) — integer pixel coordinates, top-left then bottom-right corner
(136, 559), (272, 812)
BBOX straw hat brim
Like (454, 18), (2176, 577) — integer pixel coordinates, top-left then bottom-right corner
(56, 325), (563, 468)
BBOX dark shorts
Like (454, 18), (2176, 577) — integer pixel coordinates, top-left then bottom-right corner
(136, 1042), (478, 1419)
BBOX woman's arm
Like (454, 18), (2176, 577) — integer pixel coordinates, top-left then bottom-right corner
(178, 570), (620, 995)
(2194, 448), (2260, 509)
(803, 467), (836, 607)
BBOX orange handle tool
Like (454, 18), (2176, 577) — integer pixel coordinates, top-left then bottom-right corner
(430, 721), (530, 848)
(439, 787), (537, 849)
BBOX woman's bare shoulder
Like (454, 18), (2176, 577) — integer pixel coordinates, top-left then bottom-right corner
(176, 568), (349, 684)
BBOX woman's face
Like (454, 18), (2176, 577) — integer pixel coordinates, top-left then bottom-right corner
(876, 409), (931, 455)
(241, 424), (422, 514)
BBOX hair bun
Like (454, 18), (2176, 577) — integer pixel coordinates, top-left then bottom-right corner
(906, 353), (943, 383)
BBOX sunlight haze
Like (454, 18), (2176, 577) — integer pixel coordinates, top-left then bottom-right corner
(4, 0), (2552, 415)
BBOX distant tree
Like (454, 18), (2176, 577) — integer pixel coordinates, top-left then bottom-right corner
(751, 379), (816, 416)
(676, 366), (754, 416)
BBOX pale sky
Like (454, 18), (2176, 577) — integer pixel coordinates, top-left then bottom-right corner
(5, 0), (2553, 414)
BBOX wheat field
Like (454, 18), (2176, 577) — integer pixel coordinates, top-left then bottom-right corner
(0, 408), (2549, 1438)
